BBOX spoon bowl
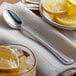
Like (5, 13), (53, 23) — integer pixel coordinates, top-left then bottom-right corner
(3, 10), (22, 29)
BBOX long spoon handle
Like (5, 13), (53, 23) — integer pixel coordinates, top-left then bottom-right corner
(22, 27), (74, 65)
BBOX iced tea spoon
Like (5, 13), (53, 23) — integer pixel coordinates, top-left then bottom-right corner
(3, 10), (74, 65)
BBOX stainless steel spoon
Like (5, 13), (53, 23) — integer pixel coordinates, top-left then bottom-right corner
(23, 0), (40, 5)
(3, 10), (74, 65)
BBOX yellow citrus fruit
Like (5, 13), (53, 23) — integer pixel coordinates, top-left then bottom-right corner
(0, 46), (19, 72)
(42, 0), (67, 14)
(67, 3), (76, 15)
(67, 0), (76, 6)
(55, 13), (76, 26)
(43, 10), (55, 20)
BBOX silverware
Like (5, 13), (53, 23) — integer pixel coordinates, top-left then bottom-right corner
(22, 0), (39, 9)
(3, 10), (74, 65)
(24, 0), (40, 5)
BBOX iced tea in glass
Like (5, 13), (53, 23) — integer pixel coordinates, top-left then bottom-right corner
(0, 44), (36, 76)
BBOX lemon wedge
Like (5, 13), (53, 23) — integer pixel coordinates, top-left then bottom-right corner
(42, 0), (67, 14)
(0, 46), (19, 72)
(67, 0), (76, 6)
(55, 14), (76, 26)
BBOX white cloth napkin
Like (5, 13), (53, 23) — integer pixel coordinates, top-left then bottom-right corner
(0, 1), (76, 76)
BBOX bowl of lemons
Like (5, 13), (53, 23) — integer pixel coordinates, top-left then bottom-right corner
(40, 0), (76, 30)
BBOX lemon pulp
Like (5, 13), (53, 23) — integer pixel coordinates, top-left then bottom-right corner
(0, 46), (19, 71)
(55, 14), (76, 26)
(67, 0), (76, 6)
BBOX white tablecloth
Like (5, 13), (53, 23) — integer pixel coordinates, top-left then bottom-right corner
(0, 1), (76, 76)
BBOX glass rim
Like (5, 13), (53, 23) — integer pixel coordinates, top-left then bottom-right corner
(5, 44), (36, 75)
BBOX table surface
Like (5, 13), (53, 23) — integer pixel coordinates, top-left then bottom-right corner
(0, 0), (20, 4)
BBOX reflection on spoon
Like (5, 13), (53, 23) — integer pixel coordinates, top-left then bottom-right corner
(3, 10), (74, 65)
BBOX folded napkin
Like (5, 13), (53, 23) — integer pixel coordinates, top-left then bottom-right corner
(0, 1), (76, 76)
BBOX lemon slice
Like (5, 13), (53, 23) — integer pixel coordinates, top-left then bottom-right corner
(0, 46), (19, 72)
(42, 0), (67, 14)
(66, 3), (76, 15)
(43, 10), (55, 20)
(67, 0), (76, 6)
(55, 14), (76, 26)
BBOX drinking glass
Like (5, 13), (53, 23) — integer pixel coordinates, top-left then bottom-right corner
(0, 44), (36, 76)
